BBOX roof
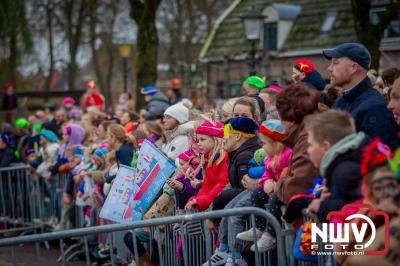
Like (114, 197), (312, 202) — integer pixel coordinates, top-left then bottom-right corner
(200, 0), (358, 61)
(271, 3), (301, 21)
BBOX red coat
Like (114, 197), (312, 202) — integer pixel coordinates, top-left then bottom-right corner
(84, 91), (105, 110)
(193, 152), (229, 211)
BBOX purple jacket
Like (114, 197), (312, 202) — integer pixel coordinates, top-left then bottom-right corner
(175, 170), (203, 199)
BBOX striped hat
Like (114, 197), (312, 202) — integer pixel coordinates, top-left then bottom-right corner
(94, 147), (109, 158)
(141, 85), (158, 95)
(178, 150), (193, 162)
(259, 119), (285, 142)
(195, 121), (224, 139)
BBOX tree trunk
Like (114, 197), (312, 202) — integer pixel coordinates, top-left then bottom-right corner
(45, 0), (54, 99)
(350, 0), (400, 71)
(129, 0), (162, 110)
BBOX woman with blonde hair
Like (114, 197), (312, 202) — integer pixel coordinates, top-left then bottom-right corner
(106, 124), (135, 167)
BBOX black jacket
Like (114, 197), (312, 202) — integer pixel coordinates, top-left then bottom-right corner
(317, 133), (369, 221)
(227, 137), (260, 188)
(0, 146), (15, 168)
(333, 77), (398, 150)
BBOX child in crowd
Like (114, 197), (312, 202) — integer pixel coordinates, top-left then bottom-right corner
(36, 130), (60, 179)
(304, 110), (369, 221)
(237, 120), (292, 253)
(184, 120), (229, 211)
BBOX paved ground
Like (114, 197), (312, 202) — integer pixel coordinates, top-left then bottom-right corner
(0, 241), (86, 266)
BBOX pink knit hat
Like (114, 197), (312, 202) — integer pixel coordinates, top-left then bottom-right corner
(195, 121), (224, 139)
(265, 84), (282, 93)
(178, 150), (193, 162)
(64, 97), (76, 105)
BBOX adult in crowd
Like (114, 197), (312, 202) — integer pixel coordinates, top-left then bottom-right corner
(259, 84), (282, 119)
(275, 83), (320, 204)
(141, 86), (170, 121)
(82, 80), (105, 111)
(166, 78), (183, 105)
(382, 67), (400, 100)
(106, 124), (135, 168)
(388, 77), (400, 125)
(323, 42), (398, 150)
(292, 58), (326, 91)
(212, 116), (260, 211)
(242, 76), (266, 117)
(161, 102), (192, 161)
(0, 133), (15, 167)
(120, 111), (139, 134)
(43, 109), (69, 139)
(2, 83), (18, 123)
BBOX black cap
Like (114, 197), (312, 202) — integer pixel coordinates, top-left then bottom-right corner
(322, 42), (371, 70)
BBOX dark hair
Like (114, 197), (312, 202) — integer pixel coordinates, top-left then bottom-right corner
(320, 85), (341, 108)
(276, 83), (320, 124)
(127, 111), (140, 122)
(382, 67), (400, 87)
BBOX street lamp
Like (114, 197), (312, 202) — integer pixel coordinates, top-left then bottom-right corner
(118, 43), (132, 93)
(241, 6), (266, 76)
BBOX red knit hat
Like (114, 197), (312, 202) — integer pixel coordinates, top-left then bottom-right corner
(294, 59), (316, 75)
(259, 119), (285, 142)
(4, 83), (13, 91)
(178, 149), (193, 162)
(195, 121), (224, 139)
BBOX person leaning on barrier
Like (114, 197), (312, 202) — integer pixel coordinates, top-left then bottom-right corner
(0, 133), (15, 167)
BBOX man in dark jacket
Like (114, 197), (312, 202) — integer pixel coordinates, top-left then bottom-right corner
(305, 110), (368, 222)
(141, 86), (170, 121)
(211, 116), (260, 210)
(0, 133), (15, 167)
(323, 42), (398, 150)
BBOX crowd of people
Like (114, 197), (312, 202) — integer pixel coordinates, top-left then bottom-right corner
(1, 42), (400, 266)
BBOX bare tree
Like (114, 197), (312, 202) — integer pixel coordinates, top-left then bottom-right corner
(351, 0), (400, 70)
(129, 0), (162, 109)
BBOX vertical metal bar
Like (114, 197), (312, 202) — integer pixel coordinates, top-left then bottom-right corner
(110, 232), (115, 266)
(156, 227), (164, 266)
(131, 230), (140, 266)
(35, 241), (40, 265)
(251, 214), (261, 266)
(83, 236), (90, 266)
(59, 239), (66, 266)
(181, 222), (188, 266)
(204, 221), (212, 266)
(0, 172), (6, 217)
(7, 172), (15, 222)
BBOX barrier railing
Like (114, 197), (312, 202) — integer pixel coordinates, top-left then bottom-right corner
(0, 207), (288, 266)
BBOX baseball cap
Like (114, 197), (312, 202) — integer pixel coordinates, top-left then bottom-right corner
(323, 42), (371, 70)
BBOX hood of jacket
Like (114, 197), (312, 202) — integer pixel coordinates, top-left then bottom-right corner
(164, 123), (194, 143)
(320, 132), (368, 177)
(152, 91), (169, 104)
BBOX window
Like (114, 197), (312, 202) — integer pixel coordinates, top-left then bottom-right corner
(263, 22), (277, 51)
(371, 6), (400, 38)
(321, 12), (337, 33)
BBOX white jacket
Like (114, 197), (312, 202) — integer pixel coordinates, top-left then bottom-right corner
(161, 123), (193, 162)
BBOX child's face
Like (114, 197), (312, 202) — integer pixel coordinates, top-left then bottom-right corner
(62, 128), (70, 143)
(96, 125), (107, 140)
(260, 134), (277, 156)
(196, 134), (215, 155)
(371, 169), (399, 203)
(306, 132), (328, 168)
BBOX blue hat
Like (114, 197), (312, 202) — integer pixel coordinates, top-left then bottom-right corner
(73, 147), (84, 158)
(225, 116), (258, 137)
(140, 86), (158, 95)
(0, 133), (11, 146)
(94, 147), (108, 158)
(39, 130), (59, 142)
(323, 42), (371, 70)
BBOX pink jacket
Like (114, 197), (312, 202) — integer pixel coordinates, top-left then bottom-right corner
(259, 147), (292, 188)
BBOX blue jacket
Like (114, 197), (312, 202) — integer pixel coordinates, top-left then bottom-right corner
(332, 77), (398, 150)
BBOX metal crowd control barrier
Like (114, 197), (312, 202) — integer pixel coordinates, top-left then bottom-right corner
(0, 207), (289, 266)
(301, 209), (338, 266)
